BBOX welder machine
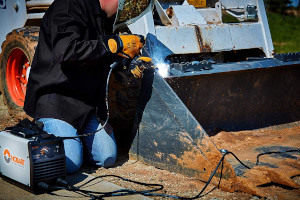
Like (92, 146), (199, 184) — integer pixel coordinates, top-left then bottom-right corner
(0, 120), (66, 193)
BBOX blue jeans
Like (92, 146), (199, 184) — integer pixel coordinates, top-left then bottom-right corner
(38, 115), (117, 174)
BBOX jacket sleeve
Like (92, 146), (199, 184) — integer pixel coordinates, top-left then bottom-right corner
(50, 0), (109, 66)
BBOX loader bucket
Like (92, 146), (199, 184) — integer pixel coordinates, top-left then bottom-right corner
(166, 61), (300, 135)
(128, 34), (300, 194)
(129, 71), (237, 186)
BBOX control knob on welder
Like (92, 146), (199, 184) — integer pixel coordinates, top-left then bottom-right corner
(41, 146), (52, 158)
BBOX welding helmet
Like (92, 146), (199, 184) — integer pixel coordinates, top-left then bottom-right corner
(113, 0), (154, 31)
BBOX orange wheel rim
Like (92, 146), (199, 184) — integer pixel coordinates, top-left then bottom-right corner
(6, 48), (30, 106)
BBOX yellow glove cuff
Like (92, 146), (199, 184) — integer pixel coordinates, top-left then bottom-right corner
(108, 39), (118, 53)
(119, 35), (143, 58)
(137, 57), (152, 62)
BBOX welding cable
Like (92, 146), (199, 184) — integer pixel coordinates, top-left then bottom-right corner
(52, 151), (231, 199)
(220, 149), (300, 168)
(37, 182), (93, 198)
(68, 149), (299, 199)
(37, 182), (67, 191)
(37, 152), (228, 200)
(74, 174), (164, 195)
(226, 151), (251, 169)
(56, 67), (114, 140)
(39, 150), (254, 199)
(134, 151), (229, 199)
(256, 149), (300, 166)
(53, 175), (164, 199)
(72, 174), (163, 191)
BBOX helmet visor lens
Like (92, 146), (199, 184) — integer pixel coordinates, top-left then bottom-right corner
(114, 0), (153, 31)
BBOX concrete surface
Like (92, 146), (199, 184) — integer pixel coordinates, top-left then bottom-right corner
(0, 172), (152, 200)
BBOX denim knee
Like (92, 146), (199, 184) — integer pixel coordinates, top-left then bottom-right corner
(82, 119), (117, 168)
(37, 118), (83, 174)
(102, 156), (116, 168)
(91, 151), (117, 168)
(64, 139), (83, 174)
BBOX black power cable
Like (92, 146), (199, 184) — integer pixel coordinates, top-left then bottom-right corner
(39, 175), (164, 199)
(226, 151), (251, 169)
(38, 148), (300, 199)
(56, 63), (116, 140)
(141, 150), (229, 199)
(147, 149), (299, 199)
(256, 149), (300, 166)
(38, 150), (229, 199)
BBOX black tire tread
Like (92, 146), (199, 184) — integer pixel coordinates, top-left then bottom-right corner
(0, 26), (39, 120)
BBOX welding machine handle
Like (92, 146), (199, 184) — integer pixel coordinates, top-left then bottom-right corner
(5, 118), (48, 138)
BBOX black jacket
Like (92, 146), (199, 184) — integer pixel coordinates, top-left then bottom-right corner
(24, 0), (116, 131)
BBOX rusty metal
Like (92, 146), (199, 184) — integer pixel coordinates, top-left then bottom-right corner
(166, 7), (174, 19)
(194, 25), (204, 52)
(202, 43), (212, 52)
(27, 7), (48, 10)
(187, 0), (218, 8)
(26, 0), (53, 8)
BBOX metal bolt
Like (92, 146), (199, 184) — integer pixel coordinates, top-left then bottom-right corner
(22, 75), (25, 77)
(23, 65), (25, 69)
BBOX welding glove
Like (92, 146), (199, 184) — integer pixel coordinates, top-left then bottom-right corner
(104, 34), (145, 59)
(129, 56), (154, 78)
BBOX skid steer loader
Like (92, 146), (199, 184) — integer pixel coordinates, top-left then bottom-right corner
(0, 0), (299, 197)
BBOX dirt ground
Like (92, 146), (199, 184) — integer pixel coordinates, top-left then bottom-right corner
(83, 126), (300, 200)
(0, 95), (19, 130)
(0, 95), (299, 200)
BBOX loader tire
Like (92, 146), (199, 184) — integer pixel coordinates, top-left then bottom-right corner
(0, 27), (39, 119)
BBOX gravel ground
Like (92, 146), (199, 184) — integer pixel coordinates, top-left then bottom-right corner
(0, 95), (19, 130)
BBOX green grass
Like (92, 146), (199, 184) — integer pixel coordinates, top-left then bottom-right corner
(267, 12), (300, 53)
